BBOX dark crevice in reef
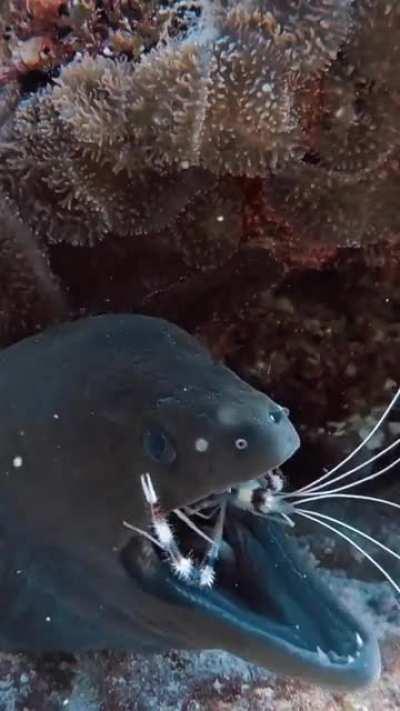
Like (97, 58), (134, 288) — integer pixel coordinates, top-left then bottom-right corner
(18, 68), (60, 96)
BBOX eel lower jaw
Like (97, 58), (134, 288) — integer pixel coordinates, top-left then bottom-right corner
(124, 505), (381, 690)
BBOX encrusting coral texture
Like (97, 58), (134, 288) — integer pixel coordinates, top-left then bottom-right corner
(1, 1), (400, 707)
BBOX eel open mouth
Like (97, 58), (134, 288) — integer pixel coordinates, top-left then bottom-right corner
(123, 474), (381, 690)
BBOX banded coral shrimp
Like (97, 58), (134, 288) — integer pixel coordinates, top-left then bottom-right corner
(126, 387), (400, 594)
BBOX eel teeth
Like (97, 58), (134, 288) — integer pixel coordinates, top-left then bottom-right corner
(316, 647), (360, 665)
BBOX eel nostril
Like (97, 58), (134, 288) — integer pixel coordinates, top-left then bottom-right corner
(235, 437), (248, 450)
(269, 410), (282, 424)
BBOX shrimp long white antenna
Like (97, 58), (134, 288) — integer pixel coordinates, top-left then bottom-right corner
(299, 453), (400, 496)
(183, 505), (219, 520)
(123, 520), (165, 550)
(284, 447), (400, 502)
(296, 387), (400, 495)
(285, 437), (400, 498)
(295, 509), (400, 594)
(297, 508), (400, 566)
(173, 508), (214, 545)
(292, 493), (400, 511)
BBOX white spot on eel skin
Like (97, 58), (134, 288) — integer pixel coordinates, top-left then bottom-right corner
(195, 437), (209, 452)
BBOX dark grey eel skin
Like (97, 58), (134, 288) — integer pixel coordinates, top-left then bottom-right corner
(0, 314), (380, 689)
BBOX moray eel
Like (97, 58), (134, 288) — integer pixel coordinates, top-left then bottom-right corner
(0, 314), (380, 689)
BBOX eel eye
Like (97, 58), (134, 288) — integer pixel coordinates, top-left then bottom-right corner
(143, 427), (176, 464)
(235, 437), (248, 450)
(269, 410), (283, 424)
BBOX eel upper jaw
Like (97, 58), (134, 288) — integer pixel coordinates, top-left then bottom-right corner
(126, 506), (381, 691)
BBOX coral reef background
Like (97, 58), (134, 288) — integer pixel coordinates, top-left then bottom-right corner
(0, 0), (400, 708)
